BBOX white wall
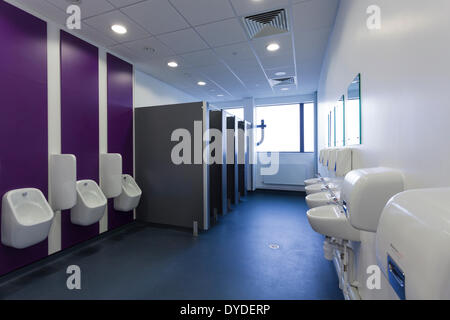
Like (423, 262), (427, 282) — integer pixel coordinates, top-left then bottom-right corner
(317, 0), (450, 299)
(134, 70), (196, 108)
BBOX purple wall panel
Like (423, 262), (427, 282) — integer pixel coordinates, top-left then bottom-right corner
(106, 54), (134, 229)
(60, 31), (100, 249)
(0, 2), (48, 276)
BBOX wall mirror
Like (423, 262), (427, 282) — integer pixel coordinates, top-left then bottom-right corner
(335, 96), (345, 147)
(346, 74), (361, 145)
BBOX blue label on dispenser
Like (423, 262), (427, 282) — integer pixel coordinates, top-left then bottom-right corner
(387, 255), (406, 300)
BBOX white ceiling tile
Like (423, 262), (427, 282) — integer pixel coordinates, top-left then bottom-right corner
(265, 66), (296, 79)
(46, 0), (114, 19)
(181, 49), (221, 67)
(123, 36), (176, 60)
(73, 22), (119, 48)
(214, 42), (256, 63)
(169, 0), (235, 26)
(107, 0), (143, 8)
(157, 28), (208, 54)
(229, 0), (290, 16)
(252, 33), (294, 69)
(84, 10), (150, 43)
(196, 18), (248, 47)
(293, 0), (339, 32)
(121, 0), (189, 35)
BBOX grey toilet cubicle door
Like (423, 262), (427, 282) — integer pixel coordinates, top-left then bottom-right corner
(135, 102), (209, 230)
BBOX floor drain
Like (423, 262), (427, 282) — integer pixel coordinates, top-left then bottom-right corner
(269, 244), (280, 250)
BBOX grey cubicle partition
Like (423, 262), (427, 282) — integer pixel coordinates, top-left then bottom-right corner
(226, 115), (239, 207)
(238, 120), (250, 199)
(209, 110), (227, 222)
(135, 102), (210, 230)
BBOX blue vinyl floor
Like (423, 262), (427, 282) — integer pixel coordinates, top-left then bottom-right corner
(0, 191), (343, 300)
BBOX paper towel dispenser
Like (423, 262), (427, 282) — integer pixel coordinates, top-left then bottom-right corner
(376, 188), (450, 300)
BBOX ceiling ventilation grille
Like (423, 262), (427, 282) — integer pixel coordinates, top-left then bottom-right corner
(270, 77), (296, 87)
(244, 9), (289, 39)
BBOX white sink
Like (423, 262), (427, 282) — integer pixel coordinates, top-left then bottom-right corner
(305, 183), (339, 195)
(306, 191), (340, 209)
(71, 180), (107, 226)
(304, 177), (330, 186)
(307, 205), (360, 241)
(1, 188), (54, 249)
(114, 174), (142, 212)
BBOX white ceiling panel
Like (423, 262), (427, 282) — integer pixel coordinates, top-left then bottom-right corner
(121, 0), (189, 35)
(124, 36), (176, 60)
(74, 22), (119, 48)
(107, 0), (143, 8)
(84, 10), (149, 43)
(292, 0), (339, 32)
(157, 28), (208, 54)
(252, 33), (293, 59)
(46, 0), (114, 19)
(195, 18), (248, 48)
(265, 66), (296, 79)
(7, 0), (339, 100)
(169, 0), (235, 26)
(214, 42), (256, 63)
(181, 49), (222, 68)
(229, 0), (290, 16)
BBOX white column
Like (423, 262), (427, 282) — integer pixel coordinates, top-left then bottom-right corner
(98, 48), (108, 233)
(243, 97), (256, 191)
(47, 22), (62, 255)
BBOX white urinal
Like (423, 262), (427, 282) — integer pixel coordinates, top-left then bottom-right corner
(71, 180), (107, 226)
(114, 175), (142, 212)
(1, 188), (54, 249)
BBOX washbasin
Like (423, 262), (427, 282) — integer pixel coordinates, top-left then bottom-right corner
(305, 183), (339, 195)
(304, 177), (331, 186)
(307, 205), (360, 241)
(306, 191), (340, 209)
(1, 188), (54, 249)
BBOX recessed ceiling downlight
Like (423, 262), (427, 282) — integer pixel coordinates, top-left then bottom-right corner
(167, 61), (178, 68)
(281, 87), (289, 91)
(266, 43), (280, 52)
(275, 71), (286, 76)
(197, 81), (206, 86)
(111, 24), (127, 35)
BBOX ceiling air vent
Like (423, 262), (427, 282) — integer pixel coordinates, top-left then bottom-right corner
(269, 77), (296, 87)
(244, 9), (289, 39)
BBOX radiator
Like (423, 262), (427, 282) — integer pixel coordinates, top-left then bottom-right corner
(263, 164), (307, 186)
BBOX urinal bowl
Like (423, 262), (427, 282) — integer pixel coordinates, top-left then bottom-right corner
(1, 188), (54, 249)
(304, 177), (330, 186)
(71, 180), (107, 226)
(306, 205), (361, 242)
(305, 183), (339, 196)
(114, 175), (142, 212)
(306, 191), (341, 209)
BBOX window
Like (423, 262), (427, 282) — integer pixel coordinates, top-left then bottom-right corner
(256, 103), (315, 153)
(225, 107), (244, 120)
